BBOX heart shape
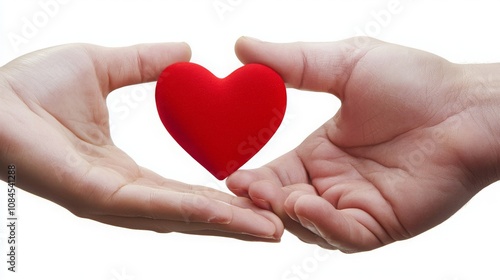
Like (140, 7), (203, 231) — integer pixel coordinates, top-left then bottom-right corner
(155, 62), (287, 180)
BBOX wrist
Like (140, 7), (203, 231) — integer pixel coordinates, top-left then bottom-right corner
(456, 63), (500, 188)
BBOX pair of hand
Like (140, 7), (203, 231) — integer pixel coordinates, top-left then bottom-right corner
(1, 37), (498, 252)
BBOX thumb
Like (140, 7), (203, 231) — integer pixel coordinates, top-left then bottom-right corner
(88, 42), (192, 94)
(234, 36), (382, 100)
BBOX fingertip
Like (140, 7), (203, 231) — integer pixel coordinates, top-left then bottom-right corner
(233, 206), (282, 240)
(296, 215), (321, 237)
(283, 191), (303, 221)
(259, 217), (283, 240)
(226, 170), (256, 197)
(227, 169), (256, 184)
(283, 184), (319, 219)
(291, 196), (358, 250)
(226, 196), (284, 240)
(173, 41), (192, 61)
(234, 36), (263, 65)
(247, 180), (278, 211)
(239, 36), (263, 42)
(290, 194), (335, 229)
(234, 36), (246, 63)
(156, 42), (192, 65)
(292, 194), (328, 218)
(227, 166), (280, 196)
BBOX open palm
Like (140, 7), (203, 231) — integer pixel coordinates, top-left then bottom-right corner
(0, 43), (282, 241)
(227, 37), (499, 251)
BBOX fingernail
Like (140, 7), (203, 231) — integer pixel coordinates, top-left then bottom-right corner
(242, 36), (263, 42)
(299, 216), (320, 236)
(254, 198), (272, 211)
(253, 218), (279, 239)
(207, 215), (231, 224)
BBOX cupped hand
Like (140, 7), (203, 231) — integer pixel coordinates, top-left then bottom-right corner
(0, 43), (283, 241)
(227, 37), (500, 251)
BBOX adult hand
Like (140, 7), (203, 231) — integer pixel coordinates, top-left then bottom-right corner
(227, 37), (500, 251)
(0, 43), (283, 241)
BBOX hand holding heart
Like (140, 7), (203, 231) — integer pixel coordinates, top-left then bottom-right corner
(0, 43), (283, 241)
(227, 37), (500, 252)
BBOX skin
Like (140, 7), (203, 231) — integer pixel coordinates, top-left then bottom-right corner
(0, 43), (284, 241)
(227, 36), (500, 252)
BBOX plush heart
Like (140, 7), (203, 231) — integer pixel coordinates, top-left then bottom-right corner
(155, 62), (287, 180)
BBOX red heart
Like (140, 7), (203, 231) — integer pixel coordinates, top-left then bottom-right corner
(155, 62), (287, 180)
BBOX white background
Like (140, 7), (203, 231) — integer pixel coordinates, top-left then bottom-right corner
(1, 1), (500, 279)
